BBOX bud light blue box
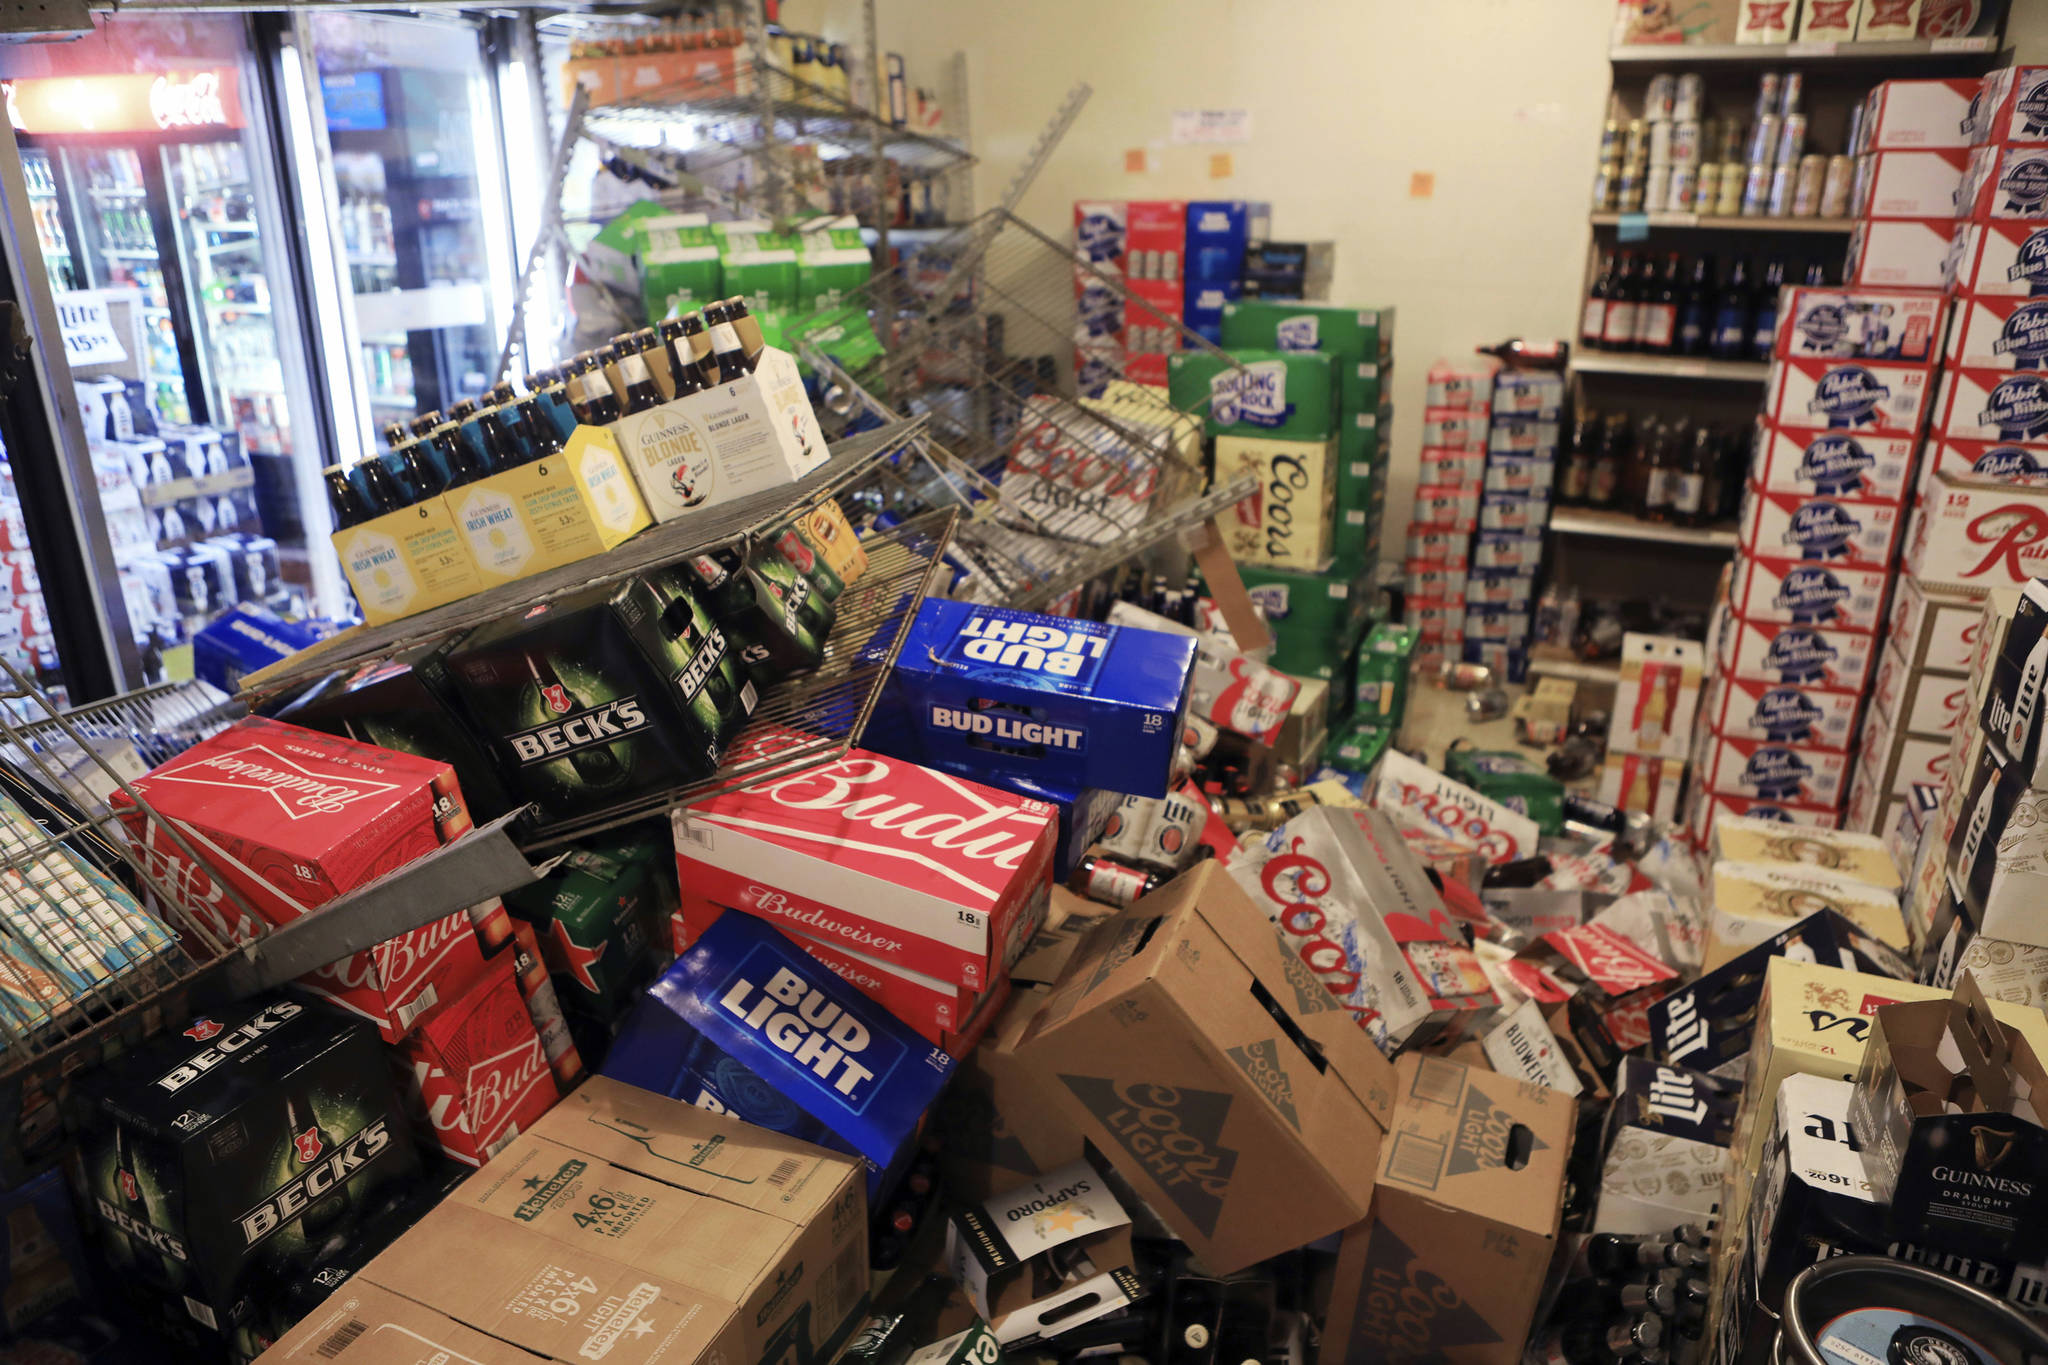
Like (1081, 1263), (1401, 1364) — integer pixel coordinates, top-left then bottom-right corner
(881, 600), (1197, 799)
(191, 603), (332, 694)
(1184, 200), (1265, 282)
(606, 910), (955, 1199)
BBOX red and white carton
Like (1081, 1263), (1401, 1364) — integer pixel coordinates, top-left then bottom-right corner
(1708, 673), (1864, 752)
(115, 716), (489, 1042)
(1858, 697), (1953, 797)
(1405, 525), (1469, 564)
(1857, 2), (1924, 43)
(1943, 220), (2048, 297)
(1702, 733), (1854, 808)
(1421, 408), (1488, 451)
(1411, 484), (1480, 530)
(1424, 358), (1497, 411)
(1863, 77), (1980, 150)
(1732, 553), (1892, 633)
(1857, 147), (1971, 219)
(1955, 144), (2048, 220)
(1924, 438), (2048, 486)
(1765, 357), (1932, 436)
(1890, 573), (1988, 675)
(1797, 0), (1859, 41)
(1753, 424), (1920, 503)
(1688, 790), (1841, 848)
(1734, 0), (1794, 43)
(1410, 596), (1460, 642)
(1946, 295), (2048, 371)
(671, 746), (1055, 991)
(1741, 484), (1907, 570)
(1597, 751), (1685, 824)
(1968, 67), (2048, 147)
(1870, 643), (1972, 738)
(1775, 288), (1946, 364)
(390, 953), (558, 1167)
(1405, 561), (1467, 600)
(1903, 469), (2048, 593)
(1845, 218), (1954, 288)
(1719, 613), (1879, 694)
(1931, 367), (2048, 442)
(1072, 199), (1184, 277)
(1420, 448), (1484, 488)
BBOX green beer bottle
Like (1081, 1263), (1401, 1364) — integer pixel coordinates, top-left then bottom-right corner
(750, 547), (835, 643)
(652, 572), (756, 747)
(683, 549), (823, 686)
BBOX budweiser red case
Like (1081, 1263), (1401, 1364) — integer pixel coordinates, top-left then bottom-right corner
(1904, 470), (2048, 593)
(1775, 289), (1946, 364)
(1944, 220), (2048, 297)
(1708, 674), (1865, 753)
(1765, 358), (1932, 436)
(1731, 554), (1892, 633)
(1931, 367), (2048, 443)
(1946, 295), (2048, 372)
(1719, 615), (1878, 693)
(1871, 644), (1972, 738)
(391, 954), (558, 1167)
(1752, 424), (1920, 502)
(1741, 484), (1906, 570)
(117, 716), (489, 1042)
(672, 748), (1055, 991)
(1702, 734), (1854, 807)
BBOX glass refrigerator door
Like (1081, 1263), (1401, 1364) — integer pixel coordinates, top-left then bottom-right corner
(55, 146), (191, 427)
(19, 150), (77, 296)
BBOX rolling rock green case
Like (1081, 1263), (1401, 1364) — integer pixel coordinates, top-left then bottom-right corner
(1167, 350), (1336, 440)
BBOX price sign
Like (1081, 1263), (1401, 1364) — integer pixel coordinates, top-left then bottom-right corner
(53, 292), (127, 368)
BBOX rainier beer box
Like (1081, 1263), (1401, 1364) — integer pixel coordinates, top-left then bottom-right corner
(1890, 574), (1990, 676)
(76, 996), (423, 1347)
(878, 599), (1196, 798)
(1870, 646), (1972, 738)
(390, 954), (558, 1168)
(1750, 425), (1921, 502)
(1903, 469), (2048, 593)
(605, 909), (955, 1197)
(673, 745), (1055, 992)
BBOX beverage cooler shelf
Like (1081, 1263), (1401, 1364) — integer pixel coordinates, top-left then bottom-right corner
(1568, 353), (1771, 382)
(1589, 212), (1855, 234)
(1609, 35), (1999, 66)
(1549, 505), (1740, 549)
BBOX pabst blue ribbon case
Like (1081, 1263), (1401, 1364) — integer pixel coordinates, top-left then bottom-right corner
(1718, 615), (1878, 692)
(1945, 219), (2048, 298)
(1924, 437), (2048, 485)
(882, 600), (1196, 798)
(1708, 674), (1864, 752)
(1866, 76), (1980, 150)
(1947, 294), (2048, 371)
(1751, 424), (1920, 502)
(1932, 367), (2048, 442)
(1731, 554), (1892, 633)
(1955, 144), (2048, 219)
(1969, 65), (2048, 146)
(1741, 485), (1906, 570)
(1844, 218), (1953, 289)
(1775, 287), (1946, 362)
(672, 746), (1055, 990)
(1702, 734), (1853, 807)
(1766, 358), (1932, 435)
(605, 909), (955, 1195)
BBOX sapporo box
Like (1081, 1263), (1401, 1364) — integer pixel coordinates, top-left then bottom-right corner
(1015, 862), (1397, 1274)
(604, 909), (955, 1197)
(357, 1075), (869, 1365)
(115, 716), (490, 1043)
(1321, 1055), (1574, 1365)
(880, 599), (1196, 799)
(672, 745), (1055, 992)
(75, 996), (422, 1341)
(389, 952), (558, 1168)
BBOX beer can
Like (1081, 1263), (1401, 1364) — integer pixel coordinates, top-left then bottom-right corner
(1846, 101), (1867, 158)
(1591, 160), (1620, 211)
(1648, 120), (1673, 167)
(1768, 161), (1796, 217)
(466, 895), (514, 954)
(1717, 118), (1745, 165)
(1668, 164), (1699, 212)
(1742, 162), (1774, 217)
(1820, 154), (1854, 218)
(1670, 119), (1702, 168)
(1749, 115), (1783, 169)
(1645, 163), (1673, 213)
(1674, 73), (1705, 123)
(1598, 118), (1623, 162)
(1754, 72), (1782, 121)
(1617, 162), (1646, 213)
(1131, 249), (1153, 280)
(1792, 153), (1827, 218)
(1625, 119), (1648, 165)
(1161, 248), (1178, 279)
(1779, 70), (1804, 119)
(1850, 152), (1875, 219)
(1696, 162), (1723, 214)
(1777, 113), (1808, 167)
(1644, 74), (1676, 123)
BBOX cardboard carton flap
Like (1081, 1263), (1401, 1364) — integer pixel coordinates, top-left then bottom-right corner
(533, 1075), (862, 1226)
(1377, 1054), (1575, 1238)
(256, 1280), (541, 1364)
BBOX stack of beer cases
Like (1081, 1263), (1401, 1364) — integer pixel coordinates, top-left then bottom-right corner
(1463, 368), (1563, 685)
(1182, 200), (1267, 343)
(1407, 357), (1495, 676)
(1842, 77), (1983, 290)
(1699, 284), (1944, 839)
(1071, 199), (1186, 388)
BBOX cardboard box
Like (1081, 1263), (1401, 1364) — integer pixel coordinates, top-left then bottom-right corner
(256, 1281), (541, 1363)
(1904, 469), (2048, 592)
(1844, 218), (1954, 288)
(1731, 552), (1893, 636)
(1945, 219), (2048, 299)
(1741, 484), (1907, 570)
(1691, 792), (1843, 847)
(330, 494), (483, 628)
(1610, 633), (1702, 761)
(1768, 357), (1933, 436)
(1979, 576), (2048, 783)
(1924, 436), (2048, 484)
(1700, 733), (1853, 811)
(1470, 531), (1544, 572)
(1073, 199), (1184, 275)
(1321, 1056), (1573, 1365)
(1871, 644), (1971, 739)
(934, 985), (1085, 1202)
(1234, 565), (1371, 681)
(1168, 350), (1336, 441)
(391, 953), (558, 1168)
(945, 1159), (1134, 1329)
(1955, 143), (2048, 220)
(1930, 367), (2048, 444)
(1017, 863), (1397, 1272)
(1720, 615), (1879, 693)
(1598, 751), (1685, 824)
(1712, 815), (1903, 890)
(1707, 861), (1909, 969)
(1856, 147), (1970, 219)
(1372, 748), (1542, 864)
(1891, 573), (1991, 677)
(1775, 287), (1947, 364)
(1864, 77), (1981, 150)
(610, 346), (827, 520)
(441, 424), (649, 590)
(1750, 423), (1921, 502)
(1847, 977), (2048, 1262)
(1706, 674), (1863, 752)
(1947, 294), (2048, 374)
(1948, 740), (2048, 945)
(1594, 1057), (1737, 1235)
(359, 1076), (867, 1365)
(1856, 0), (1924, 41)
(1214, 433), (1339, 570)
(638, 211), (720, 318)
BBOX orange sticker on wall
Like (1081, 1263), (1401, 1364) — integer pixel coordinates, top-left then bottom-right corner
(1209, 152), (1233, 179)
(1410, 171), (1436, 199)
(1125, 148), (1147, 173)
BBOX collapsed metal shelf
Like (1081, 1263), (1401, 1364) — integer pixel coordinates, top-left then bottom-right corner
(1000, 475), (1261, 614)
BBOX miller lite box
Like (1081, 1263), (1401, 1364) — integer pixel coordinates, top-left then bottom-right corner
(1718, 615), (1879, 693)
(1949, 741), (2048, 945)
(1701, 735), (1854, 809)
(1863, 77), (1981, 151)
(1731, 553), (1892, 633)
(389, 954), (558, 1168)
(672, 747), (1055, 992)
(605, 908), (955, 1197)
(1903, 469), (2048, 593)
(114, 716), (491, 1043)
(1844, 218), (1954, 289)
(1871, 644), (1972, 738)
(879, 599), (1196, 799)
(1924, 437), (2048, 485)
(1752, 424), (1920, 502)
(1592, 1057), (1738, 1236)
(1775, 288), (1946, 364)
(1944, 219), (2048, 298)
(1708, 674), (1864, 752)
(1740, 484), (1908, 570)
(1955, 144), (2048, 220)
(75, 996), (422, 1347)
(1979, 577), (2048, 784)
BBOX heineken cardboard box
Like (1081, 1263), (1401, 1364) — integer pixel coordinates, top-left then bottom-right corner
(1167, 350), (1336, 440)
(710, 220), (799, 311)
(76, 997), (423, 1349)
(1321, 1055), (1572, 1365)
(442, 422), (652, 591)
(610, 345), (830, 522)
(1215, 433), (1338, 570)
(330, 478), (483, 628)
(256, 1281), (539, 1364)
(793, 215), (872, 312)
(639, 212), (721, 322)
(355, 1075), (868, 1365)
(605, 909), (955, 1198)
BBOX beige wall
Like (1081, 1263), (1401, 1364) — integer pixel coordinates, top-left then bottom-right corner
(791, 0), (2048, 569)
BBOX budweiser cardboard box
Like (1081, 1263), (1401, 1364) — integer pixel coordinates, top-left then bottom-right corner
(1856, 698), (1953, 798)
(1946, 219), (2048, 298)
(1321, 1056), (1573, 1365)
(1845, 218), (1955, 288)
(1775, 288), (1947, 364)
(1765, 358), (1932, 435)
(391, 953), (559, 1167)
(672, 747), (1054, 992)
(359, 1076), (868, 1365)
(1016, 862), (1396, 1272)
(1593, 1057), (1738, 1236)
(115, 716), (490, 1042)
(1708, 674), (1864, 751)
(1719, 616), (1879, 693)
(1732, 554), (1893, 634)
(1609, 634), (1702, 761)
